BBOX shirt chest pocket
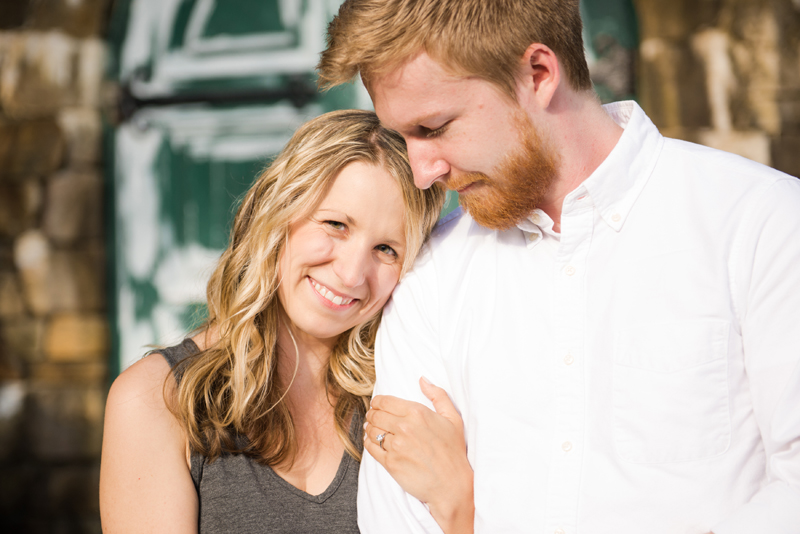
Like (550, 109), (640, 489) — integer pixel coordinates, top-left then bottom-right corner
(612, 320), (732, 464)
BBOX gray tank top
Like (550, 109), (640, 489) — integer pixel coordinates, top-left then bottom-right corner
(160, 339), (362, 534)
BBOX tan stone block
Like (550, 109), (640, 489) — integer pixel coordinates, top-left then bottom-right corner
(772, 135), (800, 178)
(777, 94), (800, 136)
(27, 0), (110, 38)
(44, 313), (108, 362)
(43, 170), (103, 244)
(0, 317), (45, 364)
(49, 247), (106, 312)
(639, 39), (710, 131)
(56, 108), (101, 167)
(0, 179), (42, 237)
(0, 271), (25, 318)
(13, 231), (105, 314)
(77, 38), (105, 108)
(633, 0), (720, 41)
(0, 119), (64, 177)
(26, 385), (105, 460)
(0, 31), (79, 119)
(0, 343), (23, 380)
(14, 229), (53, 315)
(696, 129), (772, 166)
(0, 33), (105, 117)
(30, 362), (107, 386)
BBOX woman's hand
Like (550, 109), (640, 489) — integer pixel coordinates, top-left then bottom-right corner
(364, 377), (474, 534)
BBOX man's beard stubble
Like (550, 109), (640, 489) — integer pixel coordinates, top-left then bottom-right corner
(447, 112), (559, 231)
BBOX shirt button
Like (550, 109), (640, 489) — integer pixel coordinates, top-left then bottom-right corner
(564, 265), (576, 276)
(612, 212), (621, 222)
(528, 232), (539, 241)
(531, 213), (541, 224)
(564, 354), (574, 365)
(555, 529), (566, 534)
(562, 441), (573, 452)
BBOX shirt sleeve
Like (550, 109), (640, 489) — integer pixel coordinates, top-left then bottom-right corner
(357, 249), (451, 534)
(713, 177), (800, 534)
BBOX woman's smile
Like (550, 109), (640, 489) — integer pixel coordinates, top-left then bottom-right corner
(307, 276), (357, 308)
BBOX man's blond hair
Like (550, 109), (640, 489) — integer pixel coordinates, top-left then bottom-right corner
(318, 0), (592, 98)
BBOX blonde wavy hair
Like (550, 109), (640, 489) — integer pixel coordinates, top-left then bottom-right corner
(169, 109), (445, 465)
(317, 0), (591, 99)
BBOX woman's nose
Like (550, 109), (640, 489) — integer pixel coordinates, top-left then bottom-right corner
(333, 246), (370, 289)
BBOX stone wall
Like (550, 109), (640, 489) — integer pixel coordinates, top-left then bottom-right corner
(634, 0), (800, 176)
(0, 1), (109, 533)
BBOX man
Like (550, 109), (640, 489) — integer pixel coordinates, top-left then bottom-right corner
(318, 1), (800, 533)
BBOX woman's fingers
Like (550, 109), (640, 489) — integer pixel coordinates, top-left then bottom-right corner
(420, 377), (464, 432)
(419, 377), (454, 414)
(363, 422), (390, 463)
(370, 394), (420, 416)
(364, 422), (390, 448)
(365, 406), (404, 433)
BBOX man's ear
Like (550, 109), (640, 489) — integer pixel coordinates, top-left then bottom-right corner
(515, 43), (560, 110)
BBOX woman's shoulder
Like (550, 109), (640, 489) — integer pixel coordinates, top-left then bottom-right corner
(108, 337), (203, 407)
(107, 351), (175, 412)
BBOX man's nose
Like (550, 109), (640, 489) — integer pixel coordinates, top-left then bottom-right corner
(333, 245), (370, 289)
(406, 139), (449, 189)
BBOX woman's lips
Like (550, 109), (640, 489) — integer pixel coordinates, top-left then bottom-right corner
(308, 276), (358, 308)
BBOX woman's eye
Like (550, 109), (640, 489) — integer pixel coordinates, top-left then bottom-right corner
(375, 244), (397, 257)
(324, 220), (346, 230)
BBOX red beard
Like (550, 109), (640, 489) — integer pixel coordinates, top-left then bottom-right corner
(447, 111), (559, 231)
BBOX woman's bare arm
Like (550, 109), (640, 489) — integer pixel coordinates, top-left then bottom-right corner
(100, 353), (198, 533)
(364, 378), (474, 534)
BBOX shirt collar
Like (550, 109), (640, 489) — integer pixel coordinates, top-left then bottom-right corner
(578, 101), (664, 231)
(517, 100), (664, 235)
(517, 209), (553, 245)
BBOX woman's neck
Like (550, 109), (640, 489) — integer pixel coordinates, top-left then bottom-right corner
(275, 322), (337, 409)
(273, 322), (345, 495)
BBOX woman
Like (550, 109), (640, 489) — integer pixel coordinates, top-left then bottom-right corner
(100, 110), (463, 532)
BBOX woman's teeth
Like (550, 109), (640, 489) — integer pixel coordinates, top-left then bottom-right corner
(313, 281), (353, 306)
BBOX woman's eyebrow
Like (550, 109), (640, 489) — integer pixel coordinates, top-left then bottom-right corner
(316, 209), (355, 226)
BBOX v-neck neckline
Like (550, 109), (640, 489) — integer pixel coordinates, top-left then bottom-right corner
(265, 447), (353, 504)
(263, 411), (362, 503)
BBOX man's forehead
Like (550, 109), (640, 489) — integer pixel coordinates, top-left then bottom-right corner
(371, 51), (463, 91)
(370, 53), (469, 126)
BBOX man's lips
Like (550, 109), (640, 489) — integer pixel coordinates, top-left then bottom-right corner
(448, 175), (486, 195)
(456, 183), (475, 194)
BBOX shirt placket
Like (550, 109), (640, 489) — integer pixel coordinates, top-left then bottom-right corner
(543, 193), (594, 534)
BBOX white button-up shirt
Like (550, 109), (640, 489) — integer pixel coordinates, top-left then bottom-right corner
(358, 101), (800, 534)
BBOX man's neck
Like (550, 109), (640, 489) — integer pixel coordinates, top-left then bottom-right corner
(537, 94), (624, 233)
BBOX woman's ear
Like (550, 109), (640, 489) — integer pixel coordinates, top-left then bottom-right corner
(515, 43), (561, 110)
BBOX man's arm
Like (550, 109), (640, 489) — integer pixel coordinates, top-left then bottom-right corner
(358, 254), (455, 534)
(712, 177), (800, 534)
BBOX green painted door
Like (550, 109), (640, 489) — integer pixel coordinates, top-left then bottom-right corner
(107, 0), (637, 375)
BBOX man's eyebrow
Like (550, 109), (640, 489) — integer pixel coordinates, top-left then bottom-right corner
(409, 112), (445, 127)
